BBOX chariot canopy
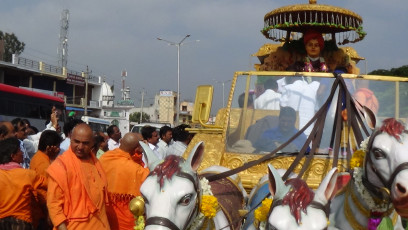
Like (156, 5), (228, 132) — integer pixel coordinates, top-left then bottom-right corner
(262, 0), (366, 45)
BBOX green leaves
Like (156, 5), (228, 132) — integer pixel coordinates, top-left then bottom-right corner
(0, 30), (25, 62)
(129, 112), (150, 123)
(377, 216), (393, 230)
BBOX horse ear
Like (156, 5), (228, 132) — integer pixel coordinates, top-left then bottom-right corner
(139, 141), (160, 170)
(315, 168), (350, 204)
(185, 141), (204, 172)
(332, 173), (351, 199)
(363, 106), (376, 130)
(267, 164), (290, 199)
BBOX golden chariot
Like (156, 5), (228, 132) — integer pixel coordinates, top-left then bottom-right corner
(183, 0), (408, 190)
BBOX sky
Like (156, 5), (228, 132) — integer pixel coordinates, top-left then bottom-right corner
(1, 0), (407, 115)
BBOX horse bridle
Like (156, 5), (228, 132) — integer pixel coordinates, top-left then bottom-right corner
(265, 197), (329, 230)
(362, 129), (408, 202)
(144, 171), (201, 230)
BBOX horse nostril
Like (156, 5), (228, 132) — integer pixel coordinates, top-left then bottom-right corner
(397, 183), (407, 194)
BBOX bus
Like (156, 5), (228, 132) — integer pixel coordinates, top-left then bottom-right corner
(0, 83), (65, 129)
(81, 116), (111, 133)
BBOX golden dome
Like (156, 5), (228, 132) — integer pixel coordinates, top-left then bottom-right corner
(340, 46), (365, 61)
(252, 44), (282, 57)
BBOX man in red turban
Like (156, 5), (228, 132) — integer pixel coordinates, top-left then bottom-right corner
(302, 29), (327, 72)
(303, 29), (325, 54)
(287, 29), (327, 72)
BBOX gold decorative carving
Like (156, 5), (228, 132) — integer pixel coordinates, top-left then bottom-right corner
(187, 138), (348, 190)
(252, 44), (281, 57)
(264, 4), (362, 20)
(184, 133), (225, 170)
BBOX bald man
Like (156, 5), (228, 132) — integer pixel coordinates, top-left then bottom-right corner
(0, 121), (16, 140)
(47, 124), (110, 230)
(99, 133), (149, 230)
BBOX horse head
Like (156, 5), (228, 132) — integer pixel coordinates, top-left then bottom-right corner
(364, 118), (408, 217)
(267, 164), (350, 230)
(140, 141), (204, 230)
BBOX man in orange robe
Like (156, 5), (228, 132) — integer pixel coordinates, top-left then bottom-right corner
(47, 124), (110, 230)
(99, 132), (149, 230)
(30, 130), (62, 228)
(30, 130), (62, 181)
(0, 137), (47, 229)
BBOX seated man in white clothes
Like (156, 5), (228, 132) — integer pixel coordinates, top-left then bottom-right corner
(254, 78), (281, 110)
(280, 76), (320, 136)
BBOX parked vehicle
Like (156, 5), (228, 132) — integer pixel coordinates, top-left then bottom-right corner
(130, 122), (171, 133)
(81, 116), (111, 133)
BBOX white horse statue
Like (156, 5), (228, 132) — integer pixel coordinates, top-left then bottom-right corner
(245, 164), (349, 230)
(139, 141), (247, 230)
(242, 169), (296, 230)
(329, 118), (408, 229)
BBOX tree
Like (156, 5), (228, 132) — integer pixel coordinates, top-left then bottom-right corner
(368, 65), (408, 118)
(130, 112), (150, 123)
(369, 65), (408, 77)
(0, 31), (25, 62)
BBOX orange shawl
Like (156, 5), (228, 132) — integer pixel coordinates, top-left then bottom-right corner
(99, 148), (149, 230)
(99, 148), (149, 201)
(47, 146), (108, 222)
(0, 168), (46, 223)
(30, 150), (50, 181)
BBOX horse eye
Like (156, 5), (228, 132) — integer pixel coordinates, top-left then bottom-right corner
(267, 223), (278, 230)
(141, 194), (149, 205)
(178, 194), (193, 206)
(372, 148), (386, 159)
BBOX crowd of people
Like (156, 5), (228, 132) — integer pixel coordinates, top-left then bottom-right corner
(0, 110), (195, 230)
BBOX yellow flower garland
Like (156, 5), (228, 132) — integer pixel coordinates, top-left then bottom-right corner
(200, 195), (219, 218)
(350, 149), (365, 169)
(254, 198), (273, 222)
(133, 216), (145, 230)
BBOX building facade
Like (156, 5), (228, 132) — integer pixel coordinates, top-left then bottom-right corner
(130, 90), (193, 127)
(0, 54), (133, 134)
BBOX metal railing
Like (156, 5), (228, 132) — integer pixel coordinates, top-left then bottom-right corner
(42, 62), (63, 75)
(11, 55), (101, 84)
(15, 56), (40, 69)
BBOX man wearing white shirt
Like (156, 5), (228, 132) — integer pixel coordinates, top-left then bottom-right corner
(280, 77), (320, 136)
(107, 125), (121, 150)
(166, 124), (194, 157)
(12, 110), (59, 168)
(254, 79), (281, 110)
(141, 125), (161, 159)
(157, 126), (173, 158)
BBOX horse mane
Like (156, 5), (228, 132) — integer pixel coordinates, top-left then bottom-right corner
(380, 118), (405, 141)
(283, 178), (315, 224)
(151, 155), (184, 189)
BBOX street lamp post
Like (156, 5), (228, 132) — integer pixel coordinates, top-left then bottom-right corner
(157, 35), (198, 126)
(215, 79), (232, 108)
(139, 89), (145, 124)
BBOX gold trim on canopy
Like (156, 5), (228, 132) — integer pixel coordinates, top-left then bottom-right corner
(262, 2), (366, 45)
